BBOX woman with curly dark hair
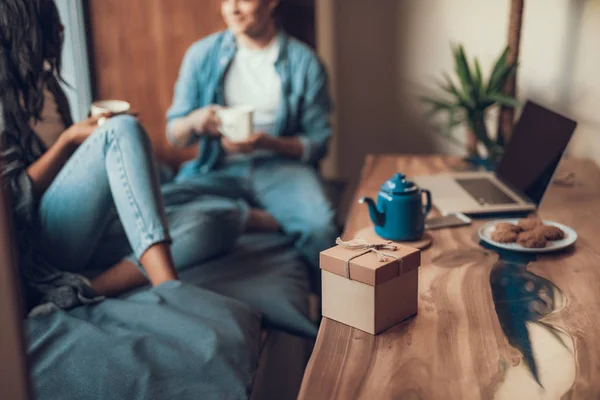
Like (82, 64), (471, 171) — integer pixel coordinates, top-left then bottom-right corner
(0, 0), (249, 315)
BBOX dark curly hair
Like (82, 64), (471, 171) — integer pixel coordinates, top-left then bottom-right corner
(0, 0), (64, 157)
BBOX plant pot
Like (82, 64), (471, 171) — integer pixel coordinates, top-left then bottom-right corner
(463, 128), (500, 171)
(463, 155), (498, 171)
(466, 129), (478, 156)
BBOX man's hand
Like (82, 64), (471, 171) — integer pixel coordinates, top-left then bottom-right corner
(221, 132), (271, 154)
(187, 105), (222, 137)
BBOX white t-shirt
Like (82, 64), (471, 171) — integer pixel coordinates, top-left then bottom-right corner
(224, 38), (281, 135)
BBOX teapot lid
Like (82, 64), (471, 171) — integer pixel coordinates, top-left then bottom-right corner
(381, 173), (417, 195)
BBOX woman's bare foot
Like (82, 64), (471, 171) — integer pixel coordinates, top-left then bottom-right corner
(246, 208), (280, 232)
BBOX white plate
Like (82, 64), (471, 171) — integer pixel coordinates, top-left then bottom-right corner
(479, 219), (577, 253)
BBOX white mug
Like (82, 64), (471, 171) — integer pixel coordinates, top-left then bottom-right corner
(91, 100), (131, 126)
(216, 106), (253, 142)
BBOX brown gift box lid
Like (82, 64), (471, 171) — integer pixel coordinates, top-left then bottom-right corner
(320, 239), (420, 286)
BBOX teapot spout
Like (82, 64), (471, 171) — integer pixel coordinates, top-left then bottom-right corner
(359, 197), (385, 227)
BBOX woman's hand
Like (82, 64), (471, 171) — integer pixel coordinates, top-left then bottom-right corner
(221, 133), (304, 160)
(63, 113), (111, 146)
(221, 132), (271, 154)
(187, 105), (222, 137)
(27, 112), (111, 197)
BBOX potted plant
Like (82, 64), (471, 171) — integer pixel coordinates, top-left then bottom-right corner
(422, 45), (519, 169)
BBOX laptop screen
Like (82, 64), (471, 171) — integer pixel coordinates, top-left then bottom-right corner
(495, 101), (577, 205)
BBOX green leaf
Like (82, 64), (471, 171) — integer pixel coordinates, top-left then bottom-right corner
(488, 93), (520, 108)
(431, 76), (450, 92)
(487, 46), (510, 93)
(489, 63), (518, 93)
(474, 58), (484, 95)
(479, 98), (496, 109)
(442, 73), (460, 95)
(420, 96), (457, 119)
(444, 73), (474, 109)
(467, 110), (495, 150)
(455, 45), (474, 86)
(490, 46), (510, 78)
(420, 96), (454, 109)
(453, 45), (476, 101)
(420, 98), (457, 119)
(449, 114), (464, 128)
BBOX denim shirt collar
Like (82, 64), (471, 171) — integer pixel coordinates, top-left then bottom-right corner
(219, 29), (289, 66)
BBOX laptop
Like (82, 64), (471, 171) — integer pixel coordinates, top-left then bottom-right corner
(413, 101), (577, 215)
(0, 177), (33, 400)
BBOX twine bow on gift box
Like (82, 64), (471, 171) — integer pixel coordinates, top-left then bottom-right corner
(335, 237), (403, 280)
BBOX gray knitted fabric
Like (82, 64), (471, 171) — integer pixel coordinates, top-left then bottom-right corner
(1, 77), (104, 317)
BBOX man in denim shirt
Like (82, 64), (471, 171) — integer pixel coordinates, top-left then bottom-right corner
(166, 0), (338, 269)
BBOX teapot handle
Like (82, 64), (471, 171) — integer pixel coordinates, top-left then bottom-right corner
(421, 189), (432, 217)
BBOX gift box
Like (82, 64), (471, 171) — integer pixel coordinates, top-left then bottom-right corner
(320, 237), (420, 334)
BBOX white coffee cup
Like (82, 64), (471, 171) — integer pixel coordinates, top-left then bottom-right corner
(91, 100), (131, 126)
(216, 106), (253, 142)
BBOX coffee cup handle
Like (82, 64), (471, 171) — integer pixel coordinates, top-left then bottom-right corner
(422, 189), (432, 217)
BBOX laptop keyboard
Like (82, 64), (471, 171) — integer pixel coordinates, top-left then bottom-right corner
(455, 178), (518, 205)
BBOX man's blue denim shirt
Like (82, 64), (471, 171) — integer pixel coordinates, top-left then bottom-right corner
(167, 30), (333, 175)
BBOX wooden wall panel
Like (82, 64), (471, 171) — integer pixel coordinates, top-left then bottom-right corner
(85, 0), (315, 169)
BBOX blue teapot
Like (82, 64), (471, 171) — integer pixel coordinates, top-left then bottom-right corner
(359, 173), (432, 241)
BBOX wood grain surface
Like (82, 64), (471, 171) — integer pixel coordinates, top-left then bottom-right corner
(299, 154), (600, 399)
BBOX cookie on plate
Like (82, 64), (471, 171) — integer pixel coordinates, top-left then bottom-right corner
(517, 230), (547, 248)
(538, 225), (565, 241)
(518, 218), (543, 231)
(495, 222), (523, 233)
(492, 229), (518, 243)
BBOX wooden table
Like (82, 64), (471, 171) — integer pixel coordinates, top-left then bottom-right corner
(299, 155), (600, 399)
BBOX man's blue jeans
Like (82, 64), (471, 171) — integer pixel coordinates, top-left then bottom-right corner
(175, 157), (339, 270)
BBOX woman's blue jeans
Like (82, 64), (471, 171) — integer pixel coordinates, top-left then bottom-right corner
(37, 115), (247, 276)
